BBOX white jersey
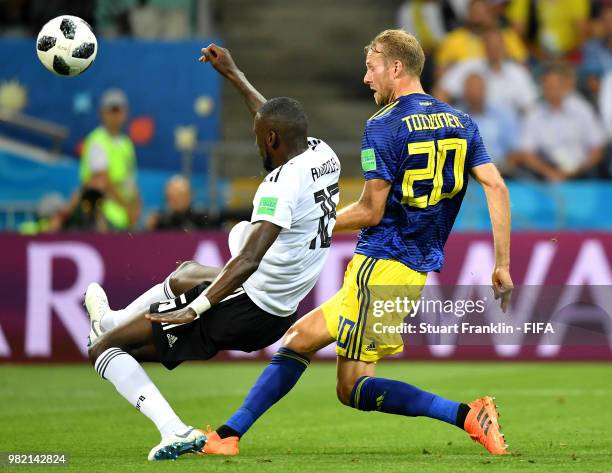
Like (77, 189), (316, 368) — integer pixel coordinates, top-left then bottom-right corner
(229, 138), (341, 317)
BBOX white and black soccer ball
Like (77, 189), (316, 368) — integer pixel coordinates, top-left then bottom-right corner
(36, 15), (97, 77)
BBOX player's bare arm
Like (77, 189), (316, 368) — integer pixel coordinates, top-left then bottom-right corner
(147, 220), (281, 324)
(333, 179), (391, 232)
(471, 163), (513, 312)
(199, 44), (266, 116)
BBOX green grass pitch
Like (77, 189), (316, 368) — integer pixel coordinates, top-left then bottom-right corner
(1, 362), (611, 473)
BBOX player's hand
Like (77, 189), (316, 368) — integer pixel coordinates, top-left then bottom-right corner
(492, 266), (513, 313)
(146, 307), (198, 324)
(199, 43), (239, 79)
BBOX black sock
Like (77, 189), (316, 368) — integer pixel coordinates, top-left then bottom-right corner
(455, 403), (471, 429)
(216, 424), (242, 439)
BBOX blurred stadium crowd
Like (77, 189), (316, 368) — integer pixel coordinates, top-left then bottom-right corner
(401, 0), (612, 181)
(0, 0), (611, 233)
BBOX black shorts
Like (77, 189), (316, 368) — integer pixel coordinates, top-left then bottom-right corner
(150, 282), (297, 369)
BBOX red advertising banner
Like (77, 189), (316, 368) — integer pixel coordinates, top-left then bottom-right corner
(1, 232), (611, 362)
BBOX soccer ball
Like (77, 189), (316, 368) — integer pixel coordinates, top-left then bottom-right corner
(36, 15), (97, 77)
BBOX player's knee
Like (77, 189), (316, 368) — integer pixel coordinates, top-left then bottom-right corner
(88, 338), (108, 365)
(175, 260), (197, 272)
(336, 380), (354, 406)
(88, 332), (125, 365)
(168, 260), (198, 295)
(282, 326), (317, 356)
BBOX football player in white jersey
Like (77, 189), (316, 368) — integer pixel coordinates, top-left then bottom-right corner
(85, 44), (340, 461)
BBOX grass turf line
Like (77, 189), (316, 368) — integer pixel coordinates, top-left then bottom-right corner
(0, 362), (611, 473)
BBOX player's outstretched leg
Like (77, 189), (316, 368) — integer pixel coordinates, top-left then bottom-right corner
(87, 316), (204, 460)
(337, 357), (508, 455)
(200, 307), (335, 455)
(86, 261), (220, 344)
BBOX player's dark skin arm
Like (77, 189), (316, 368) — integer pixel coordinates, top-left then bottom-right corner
(199, 44), (266, 116)
(333, 179), (391, 232)
(148, 45), (278, 325)
(147, 221), (281, 324)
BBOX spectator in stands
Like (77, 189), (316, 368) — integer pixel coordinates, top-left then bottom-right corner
(516, 65), (606, 180)
(396, 0), (461, 88)
(600, 71), (612, 141)
(20, 189), (111, 233)
(435, 28), (537, 113)
(487, 0), (515, 27)
(148, 175), (217, 231)
(506, 0), (590, 58)
(435, 0), (527, 74)
(62, 187), (109, 233)
(19, 193), (66, 235)
(80, 89), (141, 230)
(397, 0), (457, 51)
(580, 4), (612, 103)
(460, 72), (521, 176)
(599, 70), (612, 177)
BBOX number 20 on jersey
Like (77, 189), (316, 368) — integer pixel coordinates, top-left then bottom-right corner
(402, 138), (467, 208)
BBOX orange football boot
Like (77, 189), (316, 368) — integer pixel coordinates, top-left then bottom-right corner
(464, 396), (509, 455)
(197, 426), (240, 455)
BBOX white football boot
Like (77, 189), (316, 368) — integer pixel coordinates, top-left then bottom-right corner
(85, 282), (110, 346)
(148, 427), (206, 461)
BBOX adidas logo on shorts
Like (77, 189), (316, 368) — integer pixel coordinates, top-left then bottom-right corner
(365, 341), (377, 352)
(167, 333), (178, 348)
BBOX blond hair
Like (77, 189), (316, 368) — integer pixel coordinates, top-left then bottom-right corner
(364, 29), (425, 77)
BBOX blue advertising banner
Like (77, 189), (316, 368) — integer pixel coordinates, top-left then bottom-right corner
(0, 39), (221, 170)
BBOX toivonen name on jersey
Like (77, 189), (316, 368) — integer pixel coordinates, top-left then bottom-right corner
(402, 112), (464, 132)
